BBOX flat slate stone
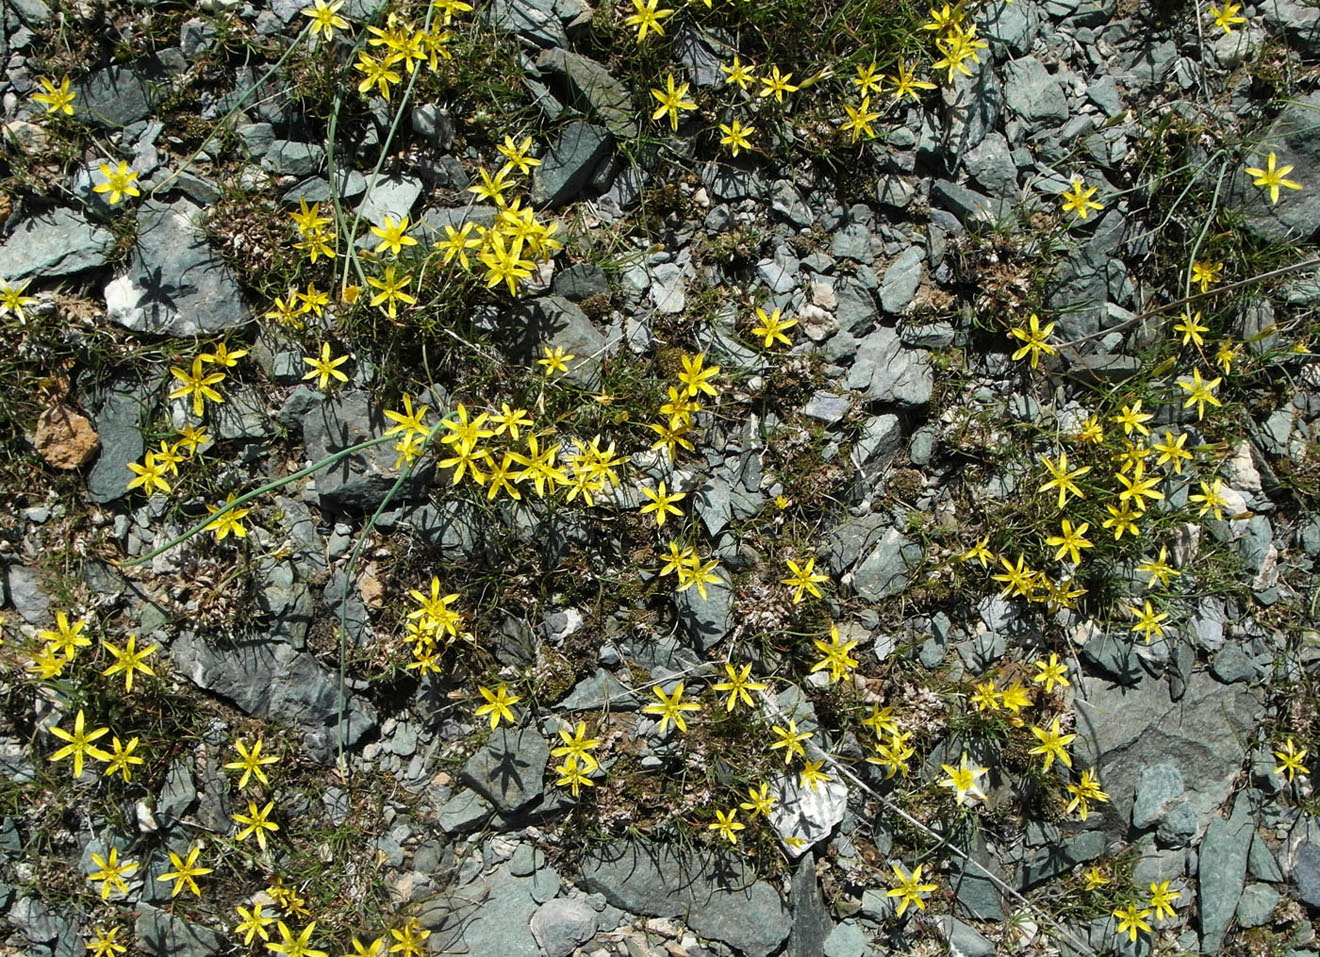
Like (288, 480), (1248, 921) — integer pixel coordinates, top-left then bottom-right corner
(170, 630), (377, 751)
(0, 207), (114, 281)
(104, 199), (248, 336)
(579, 841), (791, 957)
(460, 727), (549, 815)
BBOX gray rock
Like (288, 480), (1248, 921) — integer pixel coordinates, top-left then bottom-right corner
(171, 630), (377, 752)
(428, 865), (540, 957)
(411, 104), (454, 150)
(557, 668), (635, 711)
(1156, 802), (1199, 848)
(525, 295), (616, 388)
(1227, 95), (1320, 243)
(356, 173), (422, 223)
(757, 256), (797, 294)
(1263, 0), (1320, 53)
(964, 132), (1018, 197)
(0, 206), (113, 280)
(803, 391), (852, 424)
(9, 896), (62, 943)
(180, 18), (216, 57)
(532, 122), (611, 206)
(676, 571), (733, 650)
(879, 246), (925, 313)
(1075, 671), (1263, 842)
(943, 65), (1005, 156)
(580, 841), (791, 957)
(1236, 883), (1279, 928)
(649, 261), (687, 313)
(1120, 39), (1178, 88)
(460, 727), (549, 815)
(772, 179), (814, 227)
(135, 903), (229, 957)
(211, 385), (271, 441)
(552, 262), (609, 301)
(260, 140), (325, 176)
(87, 383), (148, 505)
(74, 63), (159, 128)
(1003, 57), (1069, 126)
(768, 771), (848, 855)
(1021, 829), (1106, 886)
(1133, 764), (1185, 829)
(673, 23), (725, 87)
(483, 0), (588, 47)
(850, 528), (921, 601)
(400, 499), (483, 560)
(834, 280), (877, 333)
(831, 223), (873, 262)
(977, 0), (1039, 55)
(930, 179), (999, 226)
(1293, 841), (1320, 908)
(10, 0), (52, 25)
(301, 391), (428, 513)
(6, 565), (50, 623)
(1199, 794), (1254, 954)
(534, 49), (637, 139)
(1045, 243), (1129, 340)
(823, 921), (868, 957)
(845, 326), (933, 405)
(1212, 643), (1258, 684)
(157, 758), (197, 825)
(433, 788), (493, 834)
(104, 199), (248, 336)
(787, 856), (834, 957)
(935, 915), (996, 957)
(530, 899), (598, 957)
(282, 169), (368, 204)
(852, 413), (902, 469)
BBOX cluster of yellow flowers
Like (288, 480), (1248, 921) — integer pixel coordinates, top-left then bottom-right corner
(31, 613), (156, 790)
(921, 2), (989, 82)
(439, 144), (564, 296)
(401, 576), (473, 674)
(298, 0), (469, 97)
(124, 343), (242, 497)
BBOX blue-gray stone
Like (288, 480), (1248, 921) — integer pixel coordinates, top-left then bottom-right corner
(86, 384), (148, 505)
(580, 841), (790, 957)
(534, 48), (638, 139)
(104, 199), (248, 336)
(1199, 795), (1254, 953)
(433, 788), (493, 834)
(261, 140), (325, 176)
(460, 727), (548, 815)
(844, 327), (933, 405)
(804, 391), (852, 424)
(135, 904), (229, 957)
(879, 246), (925, 313)
(0, 207), (113, 280)
(355, 174), (422, 223)
(1236, 883), (1280, 928)
(823, 920), (868, 957)
(787, 856), (834, 957)
(1133, 764), (1185, 829)
(531, 898), (598, 957)
(428, 865), (540, 957)
(851, 529), (921, 601)
(75, 63), (159, 128)
(532, 122), (612, 206)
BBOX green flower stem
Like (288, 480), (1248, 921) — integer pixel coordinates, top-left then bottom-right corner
(118, 432), (397, 567)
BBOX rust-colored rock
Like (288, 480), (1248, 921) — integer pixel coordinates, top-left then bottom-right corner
(33, 403), (100, 469)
